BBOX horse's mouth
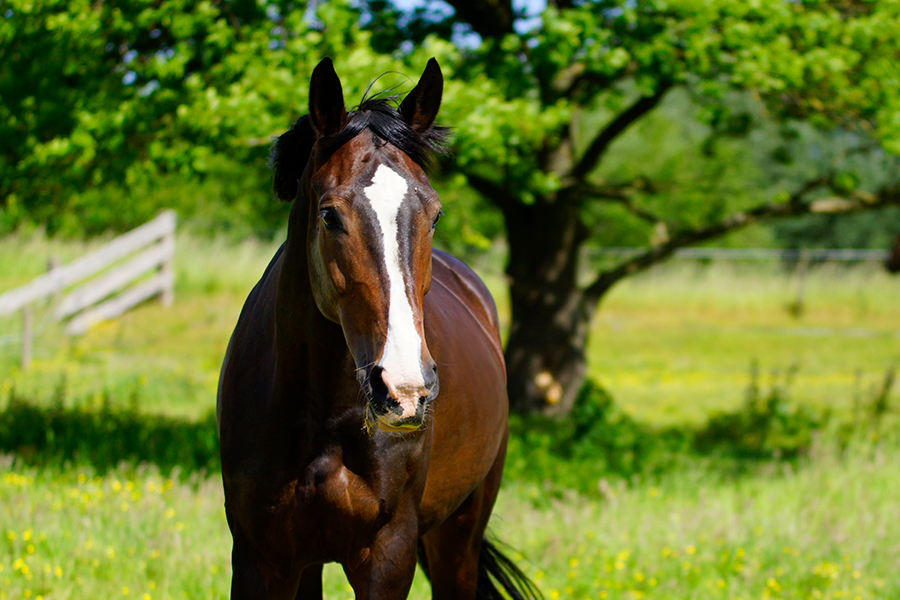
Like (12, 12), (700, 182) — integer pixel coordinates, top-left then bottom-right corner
(364, 402), (424, 435)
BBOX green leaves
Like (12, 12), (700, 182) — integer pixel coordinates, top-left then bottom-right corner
(4, 0), (900, 245)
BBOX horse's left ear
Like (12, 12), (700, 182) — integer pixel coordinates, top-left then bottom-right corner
(399, 58), (443, 134)
(309, 57), (347, 139)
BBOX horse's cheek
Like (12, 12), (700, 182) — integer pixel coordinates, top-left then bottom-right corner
(327, 259), (346, 294)
(308, 246), (342, 322)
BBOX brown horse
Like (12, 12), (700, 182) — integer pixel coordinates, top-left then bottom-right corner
(217, 58), (539, 600)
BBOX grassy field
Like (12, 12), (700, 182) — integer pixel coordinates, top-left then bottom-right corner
(592, 260), (900, 425)
(3, 446), (899, 599)
(0, 232), (899, 599)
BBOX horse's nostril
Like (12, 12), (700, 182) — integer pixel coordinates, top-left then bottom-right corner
(369, 366), (389, 402)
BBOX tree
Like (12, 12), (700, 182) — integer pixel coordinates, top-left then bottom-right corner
(360, 0), (900, 414)
(5, 0), (900, 415)
(0, 0), (310, 236)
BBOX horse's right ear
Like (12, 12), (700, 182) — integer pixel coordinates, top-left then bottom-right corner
(399, 58), (443, 134)
(309, 57), (346, 139)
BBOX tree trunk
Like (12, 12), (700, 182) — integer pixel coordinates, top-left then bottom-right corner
(502, 195), (598, 415)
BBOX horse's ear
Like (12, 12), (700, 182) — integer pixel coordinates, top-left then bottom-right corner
(309, 57), (346, 139)
(270, 115), (316, 202)
(399, 58), (443, 134)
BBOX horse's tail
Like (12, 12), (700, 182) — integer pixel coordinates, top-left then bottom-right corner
(476, 538), (543, 600)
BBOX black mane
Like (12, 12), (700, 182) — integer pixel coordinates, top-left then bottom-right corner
(269, 95), (450, 202)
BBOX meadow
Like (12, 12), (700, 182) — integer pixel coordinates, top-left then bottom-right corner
(0, 231), (898, 599)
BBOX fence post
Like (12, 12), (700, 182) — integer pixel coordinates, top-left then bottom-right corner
(159, 224), (175, 307)
(48, 256), (61, 303)
(22, 305), (32, 371)
(789, 249), (810, 318)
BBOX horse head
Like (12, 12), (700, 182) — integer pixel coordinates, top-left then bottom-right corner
(273, 58), (448, 433)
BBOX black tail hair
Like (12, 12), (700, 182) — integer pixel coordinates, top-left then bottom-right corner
(417, 539), (542, 599)
(476, 539), (543, 600)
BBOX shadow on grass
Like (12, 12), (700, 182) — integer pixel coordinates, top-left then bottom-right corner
(506, 364), (897, 496)
(0, 392), (219, 476)
(0, 364), (894, 486)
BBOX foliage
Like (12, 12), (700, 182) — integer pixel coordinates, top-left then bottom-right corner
(377, 0), (900, 413)
(0, 0), (500, 245)
(0, 0), (289, 236)
(7, 1), (900, 242)
(506, 381), (688, 493)
(412, 0), (900, 213)
(773, 205), (900, 250)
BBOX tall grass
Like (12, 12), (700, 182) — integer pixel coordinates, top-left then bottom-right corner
(498, 441), (900, 600)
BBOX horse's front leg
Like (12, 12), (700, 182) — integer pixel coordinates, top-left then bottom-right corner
(228, 510), (310, 600)
(229, 524), (298, 600)
(343, 510), (419, 600)
(293, 564), (324, 600)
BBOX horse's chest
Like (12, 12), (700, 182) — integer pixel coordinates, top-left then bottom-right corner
(306, 465), (384, 525)
(252, 463), (386, 562)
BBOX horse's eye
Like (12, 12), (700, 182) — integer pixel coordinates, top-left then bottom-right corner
(320, 208), (341, 231)
(432, 210), (443, 230)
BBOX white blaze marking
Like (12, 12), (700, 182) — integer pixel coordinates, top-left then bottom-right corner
(364, 164), (424, 398)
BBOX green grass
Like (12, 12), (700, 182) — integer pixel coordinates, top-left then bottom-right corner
(3, 442), (898, 599)
(498, 442), (900, 600)
(1, 233), (899, 598)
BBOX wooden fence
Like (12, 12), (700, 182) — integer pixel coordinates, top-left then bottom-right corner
(0, 210), (176, 369)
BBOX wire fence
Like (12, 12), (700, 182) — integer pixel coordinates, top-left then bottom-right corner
(586, 247), (889, 262)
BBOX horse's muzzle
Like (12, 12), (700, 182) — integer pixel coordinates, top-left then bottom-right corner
(366, 398), (427, 433)
(360, 364), (438, 433)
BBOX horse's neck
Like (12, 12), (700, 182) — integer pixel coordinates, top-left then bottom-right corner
(273, 196), (352, 411)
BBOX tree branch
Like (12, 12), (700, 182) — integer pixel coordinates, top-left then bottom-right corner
(558, 65), (636, 100)
(460, 169), (518, 213)
(579, 182), (663, 224)
(584, 175), (900, 302)
(569, 81), (673, 182)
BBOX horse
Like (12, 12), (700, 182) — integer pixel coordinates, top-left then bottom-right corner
(886, 233), (900, 274)
(217, 57), (540, 600)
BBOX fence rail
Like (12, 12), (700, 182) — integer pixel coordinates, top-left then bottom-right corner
(0, 210), (176, 368)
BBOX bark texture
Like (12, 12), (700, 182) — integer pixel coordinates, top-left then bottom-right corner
(501, 196), (596, 415)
